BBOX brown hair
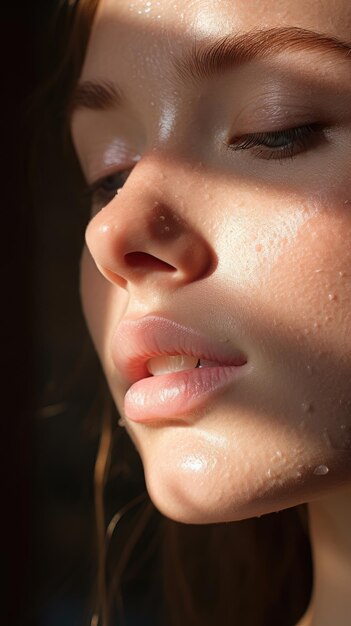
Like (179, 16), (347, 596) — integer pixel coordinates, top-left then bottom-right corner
(31, 2), (313, 625)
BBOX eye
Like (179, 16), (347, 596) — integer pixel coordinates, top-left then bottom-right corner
(87, 168), (132, 211)
(228, 123), (325, 161)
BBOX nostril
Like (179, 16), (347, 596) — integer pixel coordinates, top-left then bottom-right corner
(124, 251), (176, 272)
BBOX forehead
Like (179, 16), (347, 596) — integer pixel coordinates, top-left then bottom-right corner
(81, 0), (351, 81)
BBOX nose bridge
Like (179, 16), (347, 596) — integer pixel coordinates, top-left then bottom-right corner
(85, 154), (214, 289)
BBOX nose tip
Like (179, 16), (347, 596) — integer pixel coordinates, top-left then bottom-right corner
(85, 191), (214, 290)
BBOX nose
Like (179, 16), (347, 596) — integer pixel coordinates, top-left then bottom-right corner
(85, 159), (214, 290)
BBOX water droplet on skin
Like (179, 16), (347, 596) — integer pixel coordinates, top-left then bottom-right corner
(328, 293), (338, 302)
(344, 199), (350, 205)
(340, 424), (347, 430)
(339, 271), (346, 278)
(266, 468), (272, 478)
(118, 417), (126, 427)
(306, 364), (314, 375)
(275, 450), (282, 458)
(313, 464), (329, 476)
(315, 268), (323, 273)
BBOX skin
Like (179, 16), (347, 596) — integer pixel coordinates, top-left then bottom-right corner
(71, 1), (351, 624)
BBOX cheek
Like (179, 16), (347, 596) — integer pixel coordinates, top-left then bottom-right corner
(80, 246), (128, 358)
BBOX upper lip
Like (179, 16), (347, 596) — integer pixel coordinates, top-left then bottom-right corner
(111, 315), (247, 385)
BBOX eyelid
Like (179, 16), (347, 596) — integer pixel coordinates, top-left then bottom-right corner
(227, 122), (327, 161)
(84, 150), (141, 187)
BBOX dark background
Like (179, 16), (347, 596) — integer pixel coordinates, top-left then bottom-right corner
(3, 3), (62, 623)
(3, 3), (36, 622)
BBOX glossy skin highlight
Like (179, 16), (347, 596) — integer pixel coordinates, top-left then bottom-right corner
(72, 0), (351, 529)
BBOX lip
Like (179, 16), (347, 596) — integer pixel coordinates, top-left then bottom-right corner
(111, 315), (249, 423)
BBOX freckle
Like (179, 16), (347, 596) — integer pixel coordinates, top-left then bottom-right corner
(328, 293), (338, 302)
(301, 402), (313, 413)
(322, 428), (331, 446)
(255, 243), (263, 252)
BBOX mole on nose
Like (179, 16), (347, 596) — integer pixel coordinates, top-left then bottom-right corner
(149, 202), (186, 240)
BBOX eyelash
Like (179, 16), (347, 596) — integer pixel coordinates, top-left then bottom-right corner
(228, 123), (324, 160)
(87, 170), (131, 208)
(87, 123), (325, 207)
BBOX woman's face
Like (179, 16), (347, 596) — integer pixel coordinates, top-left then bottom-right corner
(72, 0), (351, 523)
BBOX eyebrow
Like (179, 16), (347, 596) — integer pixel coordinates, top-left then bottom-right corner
(70, 26), (351, 116)
(69, 79), (122, 116)
(177, 26), (351, 82)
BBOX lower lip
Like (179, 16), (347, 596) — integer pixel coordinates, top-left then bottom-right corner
(124, 365), (249, 423)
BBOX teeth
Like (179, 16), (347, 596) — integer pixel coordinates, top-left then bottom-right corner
(197, 359), (220, 368)
(147, 355), (199, 375)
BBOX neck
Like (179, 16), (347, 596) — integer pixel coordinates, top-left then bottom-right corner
(298, 486), (351, 626)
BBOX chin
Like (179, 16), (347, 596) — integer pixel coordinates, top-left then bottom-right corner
(140, 434), (351, 525)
